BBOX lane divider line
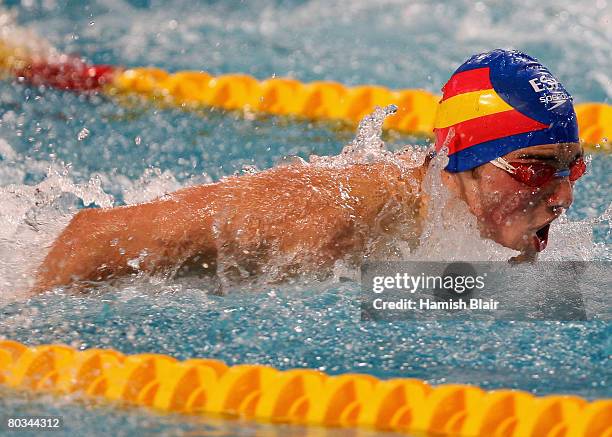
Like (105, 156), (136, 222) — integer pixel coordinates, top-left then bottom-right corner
(1, 40), (610, 151)
(0, 341), (610, 436)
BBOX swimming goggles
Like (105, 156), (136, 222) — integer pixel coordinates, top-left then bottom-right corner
(490, 156), (586, 188)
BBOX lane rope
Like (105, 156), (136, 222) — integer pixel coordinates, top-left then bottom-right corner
(1, 39), (610, 151)
(0, 340), (610, 436)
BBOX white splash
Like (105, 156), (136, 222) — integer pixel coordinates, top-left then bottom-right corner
(411, 149), (520, 261)
(310, 104), (424, 170)
(0, 139), (198, 301)
(122, 168), (183, 205)
(342, 104), (397, 157)
(541, 206), (611, 261)
(0, 143), (114, 301)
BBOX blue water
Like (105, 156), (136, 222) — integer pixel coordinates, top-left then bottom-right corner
(0, 387), (405, 437)
(0, 1), (611, 436)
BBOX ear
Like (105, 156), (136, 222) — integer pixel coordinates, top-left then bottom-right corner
(442, 170), (485, 217)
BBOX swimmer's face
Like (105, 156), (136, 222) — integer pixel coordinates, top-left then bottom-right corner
(443, 143), (583, 255)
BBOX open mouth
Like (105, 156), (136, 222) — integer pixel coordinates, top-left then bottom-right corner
(533, 223), (551, 252)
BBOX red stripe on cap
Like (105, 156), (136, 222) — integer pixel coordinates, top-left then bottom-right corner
(441, 67), (492, 101)
(434, 109), (548, 155)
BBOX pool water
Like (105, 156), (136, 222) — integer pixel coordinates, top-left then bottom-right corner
(0, 0), (610, 436)
(0, 386), (409, 437)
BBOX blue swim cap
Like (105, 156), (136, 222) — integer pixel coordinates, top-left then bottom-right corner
(433, 49), (579, 172)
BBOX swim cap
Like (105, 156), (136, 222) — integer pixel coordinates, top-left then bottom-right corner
(433, 49), (579, 172)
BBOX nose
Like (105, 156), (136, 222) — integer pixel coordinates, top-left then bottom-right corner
(546, 177), (574, 210)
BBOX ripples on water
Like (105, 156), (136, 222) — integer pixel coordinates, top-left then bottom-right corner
(0, 0), (610, 435)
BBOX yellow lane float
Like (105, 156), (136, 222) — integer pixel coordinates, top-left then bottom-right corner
(110, 67), (611, 152)
(1, 340), (610, 437)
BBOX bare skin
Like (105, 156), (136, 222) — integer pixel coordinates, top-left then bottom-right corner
(443, 142), (582, 257)
(32, 142), (582, 293)
(32, 157), (427, 292)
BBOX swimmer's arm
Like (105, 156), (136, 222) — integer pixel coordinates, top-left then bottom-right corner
(32, 169), (362, 292)
(32, 208), (113, 291)
(32, 160), (422, 292)
(32, 185), (219, 292)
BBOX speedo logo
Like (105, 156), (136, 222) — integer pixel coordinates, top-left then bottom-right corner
(539, 92), (571, 109)
(528, 74), (571, 110)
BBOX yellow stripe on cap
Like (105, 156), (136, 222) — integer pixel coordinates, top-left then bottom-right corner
(434, 89), (514, 129)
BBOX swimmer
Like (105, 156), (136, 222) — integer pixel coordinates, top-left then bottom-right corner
(32, 49), (585, 292)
